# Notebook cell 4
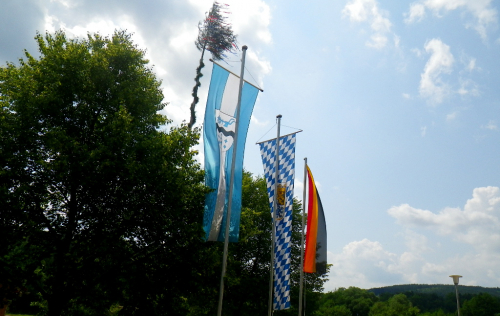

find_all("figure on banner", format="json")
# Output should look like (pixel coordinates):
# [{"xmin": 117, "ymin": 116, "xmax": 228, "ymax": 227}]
[{"xmin": 209, "ymin": 109, "xmax": 237, "ymax": 240}]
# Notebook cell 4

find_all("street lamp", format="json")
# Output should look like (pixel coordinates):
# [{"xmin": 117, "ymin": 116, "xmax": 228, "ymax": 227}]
[{"xmin": 449, "ymin": 275, "xmax": 462, "ymax": 316}]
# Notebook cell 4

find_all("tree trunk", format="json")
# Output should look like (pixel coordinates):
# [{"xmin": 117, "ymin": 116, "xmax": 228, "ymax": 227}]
[{"xmin": 47, "ymin": 182, "xmax": 78, "ymax": 316}]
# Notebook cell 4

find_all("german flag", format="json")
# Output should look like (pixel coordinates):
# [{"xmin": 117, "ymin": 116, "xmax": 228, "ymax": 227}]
[{"xmin": 304, "ymin": 166, "xmax": 327, "ymax": 274}]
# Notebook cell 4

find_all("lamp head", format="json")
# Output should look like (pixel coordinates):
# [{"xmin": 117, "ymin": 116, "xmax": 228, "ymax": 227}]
[{"xmin": 449, "ymin": 275, "xmax": 462, "ymax": 285}]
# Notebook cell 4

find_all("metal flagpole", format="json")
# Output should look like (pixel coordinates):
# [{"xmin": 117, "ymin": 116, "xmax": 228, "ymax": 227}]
[
  {"xmin": 217, "ymin": 45, "xmax": 248, "ymax": 316},
  {"xmin": 298, "ymin": 158, "xmax": 307, "ymax": 316},
  {"xmin": 268, "ymin": 114, "xmax": 282, "ymax": 316}
]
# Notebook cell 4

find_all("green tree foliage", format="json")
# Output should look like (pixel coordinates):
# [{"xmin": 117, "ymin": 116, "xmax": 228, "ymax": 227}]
[
  {"xmin": 205, "ymin": 171, "xmax": 328, "ymax": 316},
  {"xmin": 188, "ymin": 1, "xmax": 238, "ymax": 129},
  {"xmin": 316, "ymin": 286, "xmax": 500, "ymax": 316},
  {"xmin": 461, "ymin": 293, "xmax": 500, "ymax": 316},
  {"xmin": 0, "ymin": 30, "xmax": 210, "ymax": 315},
  {"xmin": 419, "ymin": 309, "xmax": 453, "ymax": 316},
  {"xmin": 369, "ymin": 284, "xmax": 500, "ymax": 298},
  {"xmin": 316, "ymin": 303, "xmax": 353, "ymax": 316},
  {"xmin": 404, "ymin": 292, "xmax": 443, "ymax": 314},
  {"xmin": 369, "ymin": 293, "xmax": 420, "ymax": 316},
  {"xmin": 315, "ymin": 287, "xmax": 378, "ymax": 316}
]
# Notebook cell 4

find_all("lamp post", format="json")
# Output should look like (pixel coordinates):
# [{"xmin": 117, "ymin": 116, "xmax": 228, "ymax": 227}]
[{"xmin": 449, "ymin": 275, "xmax": 462, "ymax": 316}]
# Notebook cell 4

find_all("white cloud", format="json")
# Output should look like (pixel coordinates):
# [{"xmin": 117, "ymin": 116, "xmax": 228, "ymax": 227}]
[
  {"xmin": 446, "ymin": 111, "xmax": 457, "ymax": 121},
  {"xmin": 37, "ymin": 0, "xmax": 273, "ymax": 129},
  {"xmin": 421, "ymin": 126, "xmax": 427, "ymax": 137},
  {"xmin": 405, "ymin": 0, "xmax": 498, "ymax": 39},
  {"xmin": 405, "ymin": 3, "xmax": 426, "ymax": 23},
  {"xmin": 402, "ymin": 93, "xmax": 411, "ymax": 99},
  {"xmin": 250, "ymin": 115, "xmax": 268, "ymax": 127},
  {"xmin": 402, "ymin": 230, "xmax": 431, "ymax": 253},
  {"xmin": 419, "ymin": 39, "xmax": 454, "ymax": 104},
  {"xmin": 482, "ymin": 120, "xmax": 498, "ymax": 130},
  {"xmin": 327, "ymin": 239, "xmax": 400, "ymax": 289},
  {"xmin": 342, "ymin": 0, "xmax": 394, "ymax": 49},
  {"xmin": 388, "ymin": 186, "xmax": 500, "ymax": 252},
  {"xmin": 457, "ymin": 78, "xmax": 479, "ymax": 96},
  {"xmin": 49, "ymin": 0, "xmax": 74, "ymax": 9},
  {"xmin": 411, "ymin": 48, "xmax": 423, "ymax": 58},
  {"xmin": 366, "ymin": 34, "xmax": 388, "ymax": 49},
  {"xmin": 326, "ymin": 238, "xmax": 434, "ymax": 289},
  {"xmin": 393, "ymin": 35, "xmax": 401, "ymax": 49},
  {"xmin": 325, "ymin": 186, "xmax": 500, "ymax": 289},
  {"xmin": 343, "ymin": 0, "xmax": 372, "ymax": 21},
  {"xmin": 455, "ymin": 55, "xmax": 480, "ymax": 97},
  {"xmin": 466, "ymin": 57, "xmax": 477, "ymax": 72}
]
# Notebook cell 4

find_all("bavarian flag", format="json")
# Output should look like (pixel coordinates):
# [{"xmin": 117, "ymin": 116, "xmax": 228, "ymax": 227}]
[
  {"xmin": 202, "ymin": 63, "xmax": 259, "ymax": 242},
  {"xmin": 259, "ymin": 132, "xmax": 297, "ymax": 310},
  {"xmin": 304, "ymin": 165, "xmax": 327, "ymax": 274}
]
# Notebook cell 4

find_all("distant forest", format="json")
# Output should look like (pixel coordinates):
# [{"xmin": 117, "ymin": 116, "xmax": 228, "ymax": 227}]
[
  {"xmin": 314, "ymin": 284, "xmax": 500, "ymax": 315},
  {"xmin": 369, "ymin": 284, "xmax": 500, "ymax": 297}
]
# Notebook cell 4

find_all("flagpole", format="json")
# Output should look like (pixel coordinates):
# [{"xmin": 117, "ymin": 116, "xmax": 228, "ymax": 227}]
[
  {"xmin": 298, "ymin": 158, "xmax": 307, "ymax": 316},
  {"xmin": 217, "ymin": 45, "xmax": 248, "ymax": 316},
  {"xmin": 268, "ymin": 114, "xmax": 282, "ymax": 316}
]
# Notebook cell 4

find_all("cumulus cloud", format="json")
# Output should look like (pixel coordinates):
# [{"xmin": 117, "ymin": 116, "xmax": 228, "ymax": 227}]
[
  {"xmin": 327, "ymin": 239, "xmax": 400, "ymax": 289},
  {"xmin": 326, "ymin": 236, "xmax": 500, "ymax": 289},
  {"xmin": 419, "ymin": 39, "xmax": 454, "ymax": 104},
  {"xmin": 3, "ymin": 0, "xmax": 272, "ymax": 128},
  {"xmin": 405, "ymin": 3, "xmax": 426, "ymax": 23},
  {"xmin": 404, "ymin": 0, "xmax": 498, "ymax": 39},
  {"xmin": 0, "ymin": 0, "xmax": 45, "ymax": 63},
  {"xmin": 325, "ymin": 187, "xmax": 500, "ymax": 290},
  {"xmin": 326, "ymin": 238, "xmax": 431, "ymax": 290},
  {"xmin": 342, "ymin": 0, "xmax": 394, "ymax": 49},
  {"xmin": 388, "ymin": 186, "xmax": 500, "ymax": 252}
]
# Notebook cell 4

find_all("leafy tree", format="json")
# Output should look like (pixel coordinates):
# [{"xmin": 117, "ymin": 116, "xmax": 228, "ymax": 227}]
[
  {"xmin": 369, "ymin": 284, "xmax": 500, "ymax": 299},
  {"xmin": 315, "ymin": 302, "xmax": 353, "ymax": 316},
  {"xmin": 405, "ymin": 292, "xmax": 443, "ymax": 313},
  {"xmin": 461, "ymin": 293, "xmax": 500, "ymax": 316},
  {"xmin": 442, "ymin": 292, "xmax": 474, "ymax": 314},
  {"xmin": 207, "ymin": 171, "xmax": 328, "ymax": 316},
  {"xmin": 189, "ymin": 1, "xmax": 238, "ymax": 129},
  {"xmin": 369, "ymin": 294, "xmax": 419, "ymax": 316},
  {"xmin": 420, "ymin": 310, "xmax": 453, "ymax": 316},
  {"xmin": 0, "ymin": 30, "xmax": 210, "ymax": 315},
  {"xmin": 316, "ymin": 287, "xmax": 378, "ymax": 316}
]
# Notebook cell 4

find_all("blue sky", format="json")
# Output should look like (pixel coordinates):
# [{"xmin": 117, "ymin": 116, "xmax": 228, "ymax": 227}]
[{"xmin": 2, "ymin": 0, "xmax": 500, "ymax": 291}]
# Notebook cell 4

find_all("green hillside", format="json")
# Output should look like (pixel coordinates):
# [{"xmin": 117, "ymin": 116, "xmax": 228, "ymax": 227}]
[{"xmin": 369, "ymin": 284, "xmax": 500, "ymax": 297}]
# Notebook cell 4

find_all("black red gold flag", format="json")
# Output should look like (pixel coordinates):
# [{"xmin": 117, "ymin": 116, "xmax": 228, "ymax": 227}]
[{"xmin": 304, "ymin": 166, "xmax": 327, "ymax": 274}]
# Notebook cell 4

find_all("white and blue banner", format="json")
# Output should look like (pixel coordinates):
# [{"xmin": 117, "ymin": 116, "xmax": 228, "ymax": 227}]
[
  {"xmin": 259, "ymin": 133, "xmax": 297, "ymax": 310},
  {"xmin": 203, "ymin": 63, "xmax": 259, "ymax": 242}
]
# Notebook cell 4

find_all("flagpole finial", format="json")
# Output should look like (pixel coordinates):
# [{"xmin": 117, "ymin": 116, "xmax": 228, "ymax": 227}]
[
  {"xmin": 277, "ymin": 114, "xmax": 282, "ymax": 119},
  {"xmin": 242, "ymin": 45, "xmax": 248, "ymax": 50}
]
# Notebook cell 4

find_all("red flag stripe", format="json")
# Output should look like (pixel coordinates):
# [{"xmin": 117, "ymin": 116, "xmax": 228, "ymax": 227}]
[{"xmin": 304, "ymin": 166, "xmax": 319, "ymax": 273}]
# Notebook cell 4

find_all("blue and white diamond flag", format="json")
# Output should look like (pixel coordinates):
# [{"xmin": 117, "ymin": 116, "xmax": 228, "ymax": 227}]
[
  {"xmin": 203, "ymin": 63, "xmax": 259, "ymax": 242},
  {"xmin": 259, "ymin": 133, "xmax": 297, "ymax": 310}
]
